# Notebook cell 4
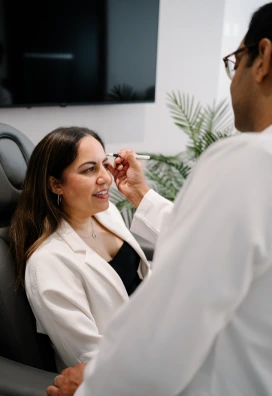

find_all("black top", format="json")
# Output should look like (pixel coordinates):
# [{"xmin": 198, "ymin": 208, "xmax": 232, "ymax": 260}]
[{"xmin": 108, "ymin": 241, "xmax": 142, "ymax": 296}]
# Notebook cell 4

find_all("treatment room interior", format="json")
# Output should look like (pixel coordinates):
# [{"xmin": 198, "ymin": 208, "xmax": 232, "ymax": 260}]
[{"xmin": 0, "ymin": 0, "xmax": 268, "ymax": 395}]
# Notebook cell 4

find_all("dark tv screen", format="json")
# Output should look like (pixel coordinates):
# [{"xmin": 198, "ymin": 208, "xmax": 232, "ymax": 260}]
[{"xmin": 0, "ymin": 0, "xmax": 160, "ymax": 107}]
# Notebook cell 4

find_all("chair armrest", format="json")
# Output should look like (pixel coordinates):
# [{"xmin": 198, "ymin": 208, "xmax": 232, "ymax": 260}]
[{"xmin": 0, "ymin": 356, "xmax": 57, "ymax": 396}]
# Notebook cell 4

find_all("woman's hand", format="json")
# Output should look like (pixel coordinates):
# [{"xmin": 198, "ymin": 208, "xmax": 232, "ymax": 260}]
[{"xmin": 108, "ymin": 149, "xmax": 150, "ymax": 208}]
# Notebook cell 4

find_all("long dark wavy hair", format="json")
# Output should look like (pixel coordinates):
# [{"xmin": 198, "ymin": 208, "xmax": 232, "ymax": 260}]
[{"xmin": 9, "ymin": 126, "xmax": 105, "ymax": 288}]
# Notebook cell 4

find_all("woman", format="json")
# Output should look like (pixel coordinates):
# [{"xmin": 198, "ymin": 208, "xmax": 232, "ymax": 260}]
[{"xmin": 9, "ymin": 126, "xmax": 151, "ymax": 371}]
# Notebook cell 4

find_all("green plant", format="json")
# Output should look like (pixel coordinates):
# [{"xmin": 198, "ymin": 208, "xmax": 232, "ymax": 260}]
[{"xmin": 109, "ymin": 92, "xmax": 238, "ymax": 227}]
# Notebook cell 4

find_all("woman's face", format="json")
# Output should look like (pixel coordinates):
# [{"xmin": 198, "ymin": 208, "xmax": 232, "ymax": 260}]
[{"xmin": 59, "ymin": 136, "xmax": 112, "ymax": 218}]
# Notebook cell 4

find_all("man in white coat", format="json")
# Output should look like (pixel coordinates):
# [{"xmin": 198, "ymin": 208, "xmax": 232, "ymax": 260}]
[{"xmin": 47, "ymin": 3, "xmax": 272, "ymax": 395}]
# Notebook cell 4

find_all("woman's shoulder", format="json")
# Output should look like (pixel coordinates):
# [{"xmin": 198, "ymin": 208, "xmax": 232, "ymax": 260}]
[
  {"xmin": 26, "ymin": 230, "xmax": 72, "ymax": 267},
  {"xmin": 25, "ymin": 230, "xmax": 80, "ymax": 290}
]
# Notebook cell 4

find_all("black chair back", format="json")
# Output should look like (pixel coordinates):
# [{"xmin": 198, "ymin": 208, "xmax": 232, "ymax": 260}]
[{"xmin": 0, "ymin": 123, "xmax": 56, "ymax": 372}]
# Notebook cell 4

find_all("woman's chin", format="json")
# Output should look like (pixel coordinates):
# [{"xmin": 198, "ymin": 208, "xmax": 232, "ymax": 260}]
[{"xmin": 96, "ymin": 199, "xmax": 110, "ymax": 212}]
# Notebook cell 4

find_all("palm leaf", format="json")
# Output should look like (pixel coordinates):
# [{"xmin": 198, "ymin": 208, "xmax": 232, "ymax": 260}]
[
  {"xmin": 166, "ymin": 92, "xmax": 204, "ymax": 142},
  {"xmin": 167, "ymin": 92, "xmax": 236, "ymax": 160},
  {"xmin": 146, "ymin": 154, "xmax": 190, "ymax": 179},
  {"xmin": 145, "ymin": 170, "xmax": 179, "ymax": 201},
  {"xmin": 202, "ymin": 99, "xmax": 233, "ymax": 134}
]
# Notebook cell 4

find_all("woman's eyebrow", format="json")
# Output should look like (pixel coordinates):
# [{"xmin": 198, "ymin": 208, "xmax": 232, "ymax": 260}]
[
  {"xmin": 78, "ymin": 161, "xmax": 96, "ymax": 169},
  {"xmin": 78, "ymin": 157, "xmax": 108, "ymax": 169}
]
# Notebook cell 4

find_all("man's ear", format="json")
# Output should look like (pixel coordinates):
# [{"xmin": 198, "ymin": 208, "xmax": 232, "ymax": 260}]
[
  {"xmin": 255, "ymin": 38, "xmax": 272, "ymax": 83},
  {"xmin": 48, "ymin": 176, "xmax": 63, "ymax": 195}
]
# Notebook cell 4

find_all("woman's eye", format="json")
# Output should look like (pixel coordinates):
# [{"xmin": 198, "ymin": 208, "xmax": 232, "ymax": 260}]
[
  {"xmin": 84, "ymin": 167, "xmax": 95, "ymax": 173},
  {"xmin": 82, "ymin": 163, "xmax": 110, "ymax": 173}
]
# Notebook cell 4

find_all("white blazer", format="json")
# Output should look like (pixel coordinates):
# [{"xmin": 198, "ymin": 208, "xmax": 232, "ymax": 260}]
[{"xmin": 25, "ymin": 202, "xmax": 151, "ymax": 369}]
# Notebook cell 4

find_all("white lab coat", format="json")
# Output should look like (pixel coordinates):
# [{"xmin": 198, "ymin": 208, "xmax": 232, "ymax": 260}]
[
  {"xmin": 76, "ymin": 125, "xmax": 272, "ymax": 396},
  {"xmin": 25, "ymin": 200, "xmax": 169, "ymax": 370}
]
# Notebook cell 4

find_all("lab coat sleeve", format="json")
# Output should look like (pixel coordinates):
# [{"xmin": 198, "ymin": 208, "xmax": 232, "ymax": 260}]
[
  {"xmin": 130, "ymin": 189, "xmax": 173, "ymax": 244},
  {"xmin": 75, "ymin": 137, "xmax": 272, "ymax": 395},
  {"xmin": 25, "ymin": 252, "xmax": 102, "ymax": 368}
]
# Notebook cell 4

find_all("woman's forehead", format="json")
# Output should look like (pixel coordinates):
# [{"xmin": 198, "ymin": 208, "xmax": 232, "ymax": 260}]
[
  {"xmin": 72, "ymin": 136, "xmax": 105, "ymax": 165},
  {"xmin": 77, "ymin": 136, "xmax": 103, "ymax": 154}
]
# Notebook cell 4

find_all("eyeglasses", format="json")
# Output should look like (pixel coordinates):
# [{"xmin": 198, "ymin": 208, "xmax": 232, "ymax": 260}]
[{"xmin": 223, "ymin": 43, "xmax": 258, "ymax": 80}]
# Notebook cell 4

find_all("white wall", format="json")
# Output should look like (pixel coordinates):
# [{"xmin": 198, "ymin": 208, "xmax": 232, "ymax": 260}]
[{"xmin": 0, "ymin": 0, "xmax": 226, "ymax": 155}]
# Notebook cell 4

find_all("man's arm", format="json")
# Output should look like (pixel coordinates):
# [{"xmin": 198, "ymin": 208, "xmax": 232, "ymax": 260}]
[{"xmin": 130, "ymin": 189, "xmax": 173, "ymax": 244}]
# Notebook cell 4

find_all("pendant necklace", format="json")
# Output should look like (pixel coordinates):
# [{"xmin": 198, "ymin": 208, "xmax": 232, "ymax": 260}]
[{"xmin": 78, "ymin": 217, "xmax": 96, "ymax": 239}]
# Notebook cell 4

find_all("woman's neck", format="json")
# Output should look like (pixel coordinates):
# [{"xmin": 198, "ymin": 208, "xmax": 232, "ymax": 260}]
[{"xmin": 66, "ymin": 213, "xmax": 93, "ymax": 234}]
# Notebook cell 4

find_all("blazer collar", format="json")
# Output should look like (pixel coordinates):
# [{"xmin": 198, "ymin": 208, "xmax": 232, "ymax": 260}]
[
  {"xmin": 95, "ymin": 208, "xmax": 151, "ymax": 278},
  {"xmin": 55, "ymin": 208, "xmax": 150, "ymax": 301},
  {"xmin": 84, "ymin": 248, "xmax": 129, "ymax": 302},
  {"xmin": 56, "ymin": 219, "xmax": 85, "ymax": 253},
  {"xmin": 56, "ymin": 208, "xmax": 136, "ymax": 254},
  {"xmin": 56, "ymin": 219, "xmax": 129, "ymax": 302}
]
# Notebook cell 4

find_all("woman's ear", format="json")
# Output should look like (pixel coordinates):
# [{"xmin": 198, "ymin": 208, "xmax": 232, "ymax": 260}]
[{"xmin": 48, "ymin": 176, "xmax": 63, "ymax": 195}]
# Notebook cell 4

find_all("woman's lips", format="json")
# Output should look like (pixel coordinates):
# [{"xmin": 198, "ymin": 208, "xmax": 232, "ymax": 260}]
[{"xmin": 93, "ymin": 190, "xmax": 109, "ymax": 199}]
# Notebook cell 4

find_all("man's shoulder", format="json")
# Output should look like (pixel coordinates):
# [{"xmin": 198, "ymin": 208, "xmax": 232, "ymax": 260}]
[
  {"xmin": 185, "ymin": 128, "xmax": 272, "ymax": 188},
  {"xmin": 201, "ymin": 128, "xmax": 272, "ymax": 162}
]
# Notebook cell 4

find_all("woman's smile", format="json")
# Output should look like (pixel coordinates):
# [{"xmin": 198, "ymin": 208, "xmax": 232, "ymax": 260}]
[{"xmin": 93, "ymin": 189, "xmax": 109, "ymax": 199}]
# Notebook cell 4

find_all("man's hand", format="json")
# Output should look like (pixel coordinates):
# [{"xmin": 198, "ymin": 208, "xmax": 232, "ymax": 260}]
[
  {"xmin": 108, "ymin": 148, "xmax": 150, "ymax": 208},
  {"xmin": 46, "ymin": 363, "xmax": 86, "ymax": 396}
]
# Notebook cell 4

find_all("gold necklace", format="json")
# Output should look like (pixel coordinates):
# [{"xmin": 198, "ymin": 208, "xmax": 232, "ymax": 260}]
[{"xmin": 78, "ymin": 217, "xmax": 97, "ymax": 239}]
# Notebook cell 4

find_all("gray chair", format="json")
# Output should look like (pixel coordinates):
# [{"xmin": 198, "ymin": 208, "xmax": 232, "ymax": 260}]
[{"xmin": 0, "ymin": 123, "xmax": 57, "ymax": 396}]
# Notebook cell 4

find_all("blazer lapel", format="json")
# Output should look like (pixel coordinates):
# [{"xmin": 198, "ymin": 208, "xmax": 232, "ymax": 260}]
[
  {"xmin": 57, "ymin": 219, "xmax": 129, "ymax": 302},
  {"xmin": 94, "ymin": 209, "xmax": 133, "ymax": 245},
  {"xmin": 57, "ymin": 204, "xmax": 150, "ymax": 302},
  {"xmin": 95, "ymin": 207, "xmax": 151, "ymax": 278},
  {"xmin": 84, "ymin": 248, "xmax": 129, "ymax": 302}
]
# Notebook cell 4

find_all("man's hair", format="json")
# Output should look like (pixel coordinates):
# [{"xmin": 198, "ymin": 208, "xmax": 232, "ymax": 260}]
[{"xmin": 244, "ymin": 3, "xmax": 272, "ymax": 65}]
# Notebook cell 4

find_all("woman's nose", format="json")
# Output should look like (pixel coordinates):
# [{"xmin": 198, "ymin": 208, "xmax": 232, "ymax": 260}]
[{"xmin": 97, "ymin": 166, "xmax": 112, "ymax": 184}]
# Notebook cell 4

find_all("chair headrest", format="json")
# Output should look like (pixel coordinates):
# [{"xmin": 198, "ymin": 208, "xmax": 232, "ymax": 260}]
[{"xmin": 0, "ymin": 123, "xmax": 34, "ymax": 227}]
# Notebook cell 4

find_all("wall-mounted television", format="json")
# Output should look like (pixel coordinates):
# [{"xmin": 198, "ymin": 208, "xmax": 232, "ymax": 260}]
[{"xmin": 0, "ymin": 0, "xmax": 160, "ymax": 108}]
